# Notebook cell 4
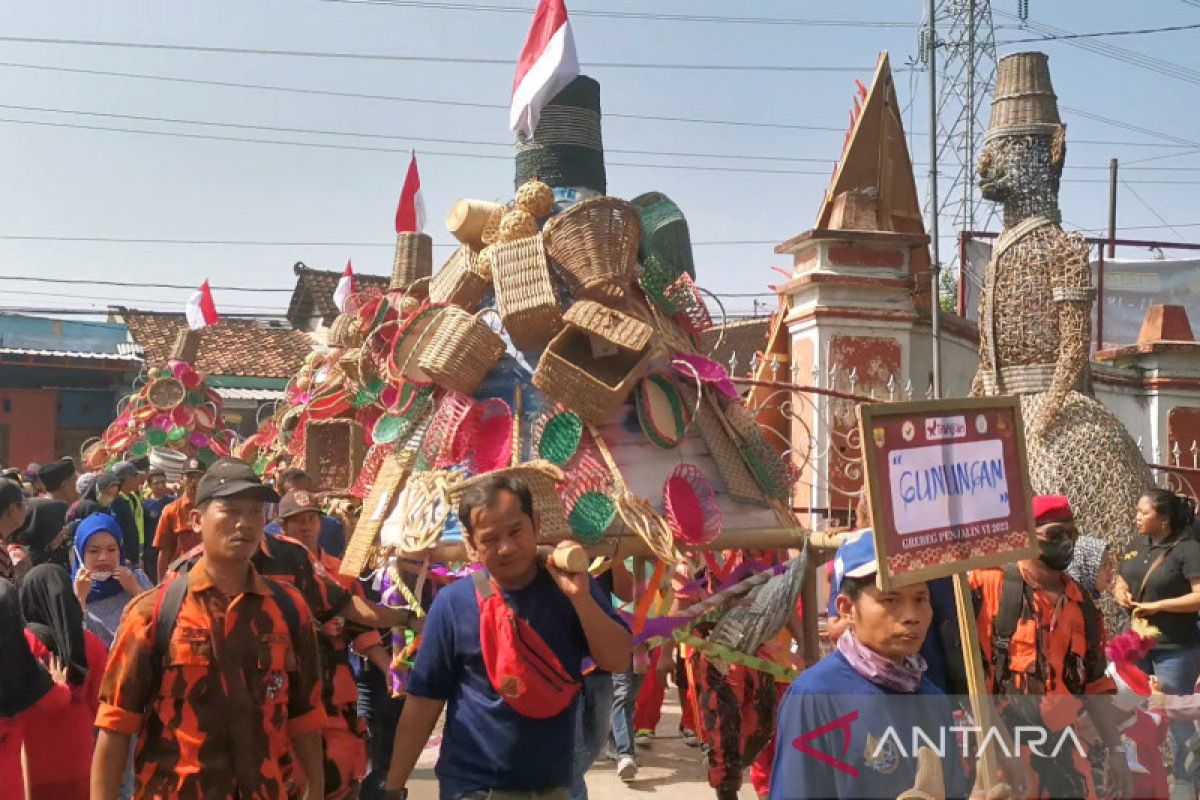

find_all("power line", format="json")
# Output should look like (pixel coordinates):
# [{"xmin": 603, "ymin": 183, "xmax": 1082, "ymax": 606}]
[
  {"xmin": 0, "ymin": 35, "xmax": 876, "ymax": 73},
  {"xmin": 319, "ymin": 1, "xmax": 914, "ymax": 28},
  {"xmin": 2, "ymin": 60, "xmax": 1194, "ymax": 148},
  {"xmin": 0, "ymin": 235, "xmax": 783, "ymax": 247},
  {"xmin": 7, "ymin": 114, "xmax": 1200, "ymax": 183},
  {"xmin": 5, "ymin": 103, "xmax": 1198, "ymax": 171},
  {"xmin": 1120, "ymin": 178, "xmax": 1189, "ymax": 241},
  {"xmin": 0, "ymin": 306, "xmax": 293, "ymax": 318},
  {"xmin": 1061, "ymin": 105, "xmax": 1200, "ymax": 148},
  {"xmin": 997, "ymin": 21, "xmax": 1200, "ymax": 45}
]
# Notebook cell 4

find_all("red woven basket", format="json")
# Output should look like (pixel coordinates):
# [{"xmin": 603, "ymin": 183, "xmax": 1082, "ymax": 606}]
[{"xmin": 663, "ymin": 463, "xmax": 722, "ymax": 546}]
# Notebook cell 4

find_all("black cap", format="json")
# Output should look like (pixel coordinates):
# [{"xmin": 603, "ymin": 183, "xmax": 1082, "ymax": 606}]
[
  {"xmin": 277, "ymin": 490, "xmax": 323, "ymax": 521},
  {"xmin": 93, "ymin": 471, "xmax": 121, "ymax": 495},
  {"xmin": 112, "ymin": 461, "xmax": 143, "ymax": 481},
  {"xmin": 182, "ymin": 457, "xmax": 205, "ymax": 476},
  {"xmin": 37, "ymin": 458, "xmax": 76, "ymax": 492},
  {"xmin": 195, "ymin": 458, "xmax": 280, "ymax": 505},
  {"xmin": 131, "ymin": 455, "xmax": 151, "ymax": 472}
]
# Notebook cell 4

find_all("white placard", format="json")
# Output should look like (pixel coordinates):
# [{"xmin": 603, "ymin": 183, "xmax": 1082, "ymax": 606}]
[{"xmin": 887, "ymin": 439, "xmax": 1011, "ymax": 535}]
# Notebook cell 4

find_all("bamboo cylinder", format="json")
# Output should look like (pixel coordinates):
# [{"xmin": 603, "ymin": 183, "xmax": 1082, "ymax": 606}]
[{"xmin": 446, "ymin": 199, "xmax": 506, "ymax": 249}]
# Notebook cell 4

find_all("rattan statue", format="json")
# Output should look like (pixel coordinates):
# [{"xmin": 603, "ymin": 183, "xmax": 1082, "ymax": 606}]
[{"xmin": 972, "ymin": 52, "xmax": 1151, "ymax": 546}]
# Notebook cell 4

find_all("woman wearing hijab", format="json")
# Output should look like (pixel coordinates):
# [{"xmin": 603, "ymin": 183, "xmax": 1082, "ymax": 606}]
[
  {"xmin": 19, "ymin": 563, "xmax": 109, "ymax": 799},
  {"xmin": 0, "ymin": 578, "xmax": 70, "ymax": 798},
  {"xmin": 72, "ymin": 512, "xmax": 152, "ymax": 647}
]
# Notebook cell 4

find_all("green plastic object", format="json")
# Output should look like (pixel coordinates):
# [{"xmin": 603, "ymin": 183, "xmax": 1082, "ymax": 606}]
[
  {"xmin": 166, "ymin": 426, "xmax": 188, "ymax": 442},
  {"xmin": 129, "ymin": 440, "xmax": 150, "ymax": 457},
  {"xmin": 538, "ymin": 411, "xmax": 583, "ymax": 466},
  {"xmin": 253, "ymin": 456, "xmax": 270, "ymax": 476},
  {"xmin": 568, "ymin": 492, "xmax": 616, "ymax": 545},
  {"xmin": 197, "ymin": 448, "xmax": 217, "ymax": 467},
  {"xmin": 146, "ymin": 428, "xmax": 168, "ymax": 447},
  {"xmin": 373, "ymin": 414, "xmax": 404, "ymax": 444}
]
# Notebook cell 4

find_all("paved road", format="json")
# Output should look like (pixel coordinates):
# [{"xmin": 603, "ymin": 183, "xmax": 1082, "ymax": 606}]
[{"xmin": 406, "ymin": 698, "xmax": 762, "ymax": 799}]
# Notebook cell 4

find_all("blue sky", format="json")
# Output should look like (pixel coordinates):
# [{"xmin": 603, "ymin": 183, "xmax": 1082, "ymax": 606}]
[{"xmin": 1, "ymin": 0, "xmax": 1197, "ymax": 319}]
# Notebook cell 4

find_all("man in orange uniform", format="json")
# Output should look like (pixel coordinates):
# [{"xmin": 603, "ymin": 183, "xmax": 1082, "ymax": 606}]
[
  {"xmin": 277, "ymin": 489, "xmax": 392, "ymax": 799},
  {"xmin": 972, "ymin": 494, "xmax": 1131, "ymax": 798},
  {"xmin": 91, "ymin": 458, "xmax": 326, "ymax": 799},
  {"xmin": 153, "ymin": 459, "xmax": 204, "ymax": 581}
]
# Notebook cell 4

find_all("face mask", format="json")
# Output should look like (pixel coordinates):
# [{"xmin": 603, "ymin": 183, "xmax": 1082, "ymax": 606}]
[
  {"xmin": 89, "ymin": 571, "xmax": 113, "ymax": 582},
  {"xmin": 1038, "ymin": 538, "xmax": 1075, "ymax": 572}
]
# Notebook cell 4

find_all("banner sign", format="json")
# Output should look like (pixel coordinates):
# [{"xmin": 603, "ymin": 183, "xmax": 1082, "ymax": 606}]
[{"xmin": 857, "ymin": 397, "xmax": 1037, "ymax": 589}]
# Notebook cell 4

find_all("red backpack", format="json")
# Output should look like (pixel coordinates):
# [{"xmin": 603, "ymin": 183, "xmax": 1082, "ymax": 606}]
[{"xmin": 472, "ymin": 570, "xmax": 580, "ymax": 719}]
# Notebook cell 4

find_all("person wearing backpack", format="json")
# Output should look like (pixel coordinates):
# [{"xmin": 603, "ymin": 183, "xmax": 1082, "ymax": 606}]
[
  {"xmin": 90, "ymin": 458, "xmax": 327, "ymax": 800},
  {"xmin": 383, "ymin": 474, "xmax": 632, "ymax": 800},
  {"xmin": 972, "ymin": 494, "xmax": 1131, "ymax": 799}
]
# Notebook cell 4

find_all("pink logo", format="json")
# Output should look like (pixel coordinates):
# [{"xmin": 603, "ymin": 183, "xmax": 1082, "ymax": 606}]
[{"xmin": 791, "ymin": 709, "xmax": 859, "ymax": 777}]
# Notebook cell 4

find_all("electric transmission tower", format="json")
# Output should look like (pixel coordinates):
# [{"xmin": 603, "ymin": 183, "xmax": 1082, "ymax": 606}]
[{"xmin": 920, "ymin": 0, "xmax": 1024, "ymax": 275}]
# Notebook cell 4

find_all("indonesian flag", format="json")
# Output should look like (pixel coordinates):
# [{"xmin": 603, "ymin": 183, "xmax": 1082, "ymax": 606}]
[
  {"xmin": 185, "ymin": 280, "xmax": 219, "ymax": 330},
  {"xmin": 394, "ymin": 151, "xmax": 426, "ymax": 234},
  {"xmin": 333, "ymin": 260, "xmax": 355, "ymax": 313},
  {"xmin": 510, "ymin": 0, "xmax": 579, "ymax": 137}
]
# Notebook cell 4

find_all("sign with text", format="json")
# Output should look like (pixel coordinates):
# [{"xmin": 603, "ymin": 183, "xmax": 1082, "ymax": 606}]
[{"xmin": 858, "ymin": 397, "xmax": 1037, "ymax": 589}]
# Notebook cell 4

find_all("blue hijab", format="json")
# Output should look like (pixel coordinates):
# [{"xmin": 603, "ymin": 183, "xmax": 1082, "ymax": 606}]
[{"xmin": 72, "ymin": 513, "xmax": 126, "ymax": 602}]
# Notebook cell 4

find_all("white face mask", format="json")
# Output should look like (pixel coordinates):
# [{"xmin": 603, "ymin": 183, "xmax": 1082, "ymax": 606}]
[{"xmin": 89, "ymin": 571, "xmax": 113, "ymax": 582}]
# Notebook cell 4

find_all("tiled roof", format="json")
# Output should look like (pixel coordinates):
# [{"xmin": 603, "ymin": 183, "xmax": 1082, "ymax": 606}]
[
  {"xmin": 121, "ymin": 311, "xmax": 315, "ymax": 378},
  {"xmin": 700, "ymin": 317, "xmax": 772, "ymax": 377},
  {"xmin": 287, "ymin": 262, "xmax": 390, "ymax": 326}
]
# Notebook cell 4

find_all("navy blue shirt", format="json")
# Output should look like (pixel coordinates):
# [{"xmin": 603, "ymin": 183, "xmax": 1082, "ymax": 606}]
[
  {"xmin": 265, "ymin": 515, "xmax": 346, "ymax": 558},
  {"xmin": 769, "ymin": 650, "xmax": 968, "ymax": 800},
  {"xmin": 408, "ymin": 568, "xmax": 627, "ymax": 799}
]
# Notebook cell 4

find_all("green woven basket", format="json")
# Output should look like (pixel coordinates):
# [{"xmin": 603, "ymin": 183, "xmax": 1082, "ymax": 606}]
[
  {"xmin": 568, "ymin": 491, "xmax": 616, "ymax": 545},
  {"xmin": 739, "ymin": 433, "xmax": 792, "ymax": 500},
  {"xmin": 632, "ymin": 192, "xmax": 695, "ymax": 280},
  {"xmin": 538, "ymin": 411, "xmax": 584, "ymax": 466},
  {"xmin": 637, "ymin": 256, "xmax": 688, "ymax": 315}
]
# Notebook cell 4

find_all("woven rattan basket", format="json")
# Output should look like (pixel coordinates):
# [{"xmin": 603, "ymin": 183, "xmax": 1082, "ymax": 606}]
[
  {"xmin": 681, "ymin": 387, "xmax": 766, "ymax": 506},
  {"xmin": 492, "ymin": 233, "xmax": 563, "ymax": 351},
  {"xmin": 328, "ymin": 313, "xmax": 365, "ymax": 349},
  {"xmin": 417, "ymin": 307, "xmax": 505, "ymax": 395},
  {"xmin": 390, "ymin": 232, "xmax": 433, "ymax": 290},
  {"xmin": 632, "ymin": 191, "xmax": 695, "ymax": 279},
  {"xmin": 542, "ymin": 196, "xmax": 641, "ymax": 299},
  {"xmin": 532, "ymin": 301, "xmax": 653, "ymax": 423},
  {"xmin": 988, "ymin": 51, "xmax": 1060, "ymax": 137},
  {"xmin": 446, "ymin": 199, "xmax": 506, "ymax": 249},
  {"xmin": 429, "ymin": 245, "xmax": 490, "ymax": 311}
]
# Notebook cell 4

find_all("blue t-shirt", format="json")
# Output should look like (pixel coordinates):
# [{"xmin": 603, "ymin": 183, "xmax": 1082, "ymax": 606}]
[
  {"xmin": 769, "ymin": 650, "xmax": 968, "ymax": 800},
  {"xmin": 408, "ymin": 568, "xmax": 627, "ymax": 799},
  {"xmin": 264, "ymin": 515, "xmax": 346, "ymax": 558}
]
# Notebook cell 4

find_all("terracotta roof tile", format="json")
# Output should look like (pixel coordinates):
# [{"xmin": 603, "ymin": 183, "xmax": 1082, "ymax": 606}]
[
  {"xmin": 122, "ymin": 311, "xmax": 314, "ymax": 378},
  {"xmin": 700, "ymin": 318, "xmax": 771, "ymax": 377},
  {"xmin": 287, "ymin": 263, "xmax": 390, "ymax": 326}
]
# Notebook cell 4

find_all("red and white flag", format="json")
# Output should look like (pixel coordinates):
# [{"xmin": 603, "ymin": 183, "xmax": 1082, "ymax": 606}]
[
  {"xmin": 394, "ymin": 151, "xmax": 426, "ymax": 234},
  {"xmin": 510, "ymin": 0, "xmax": 579, "ymax": 137},
  {"xmin": 333, "ymin": 260, "xmax": 356, "ymax": 313},
  {"xmin": 185, "ymin": 280, "xmax": 220, "ymax": 330}
]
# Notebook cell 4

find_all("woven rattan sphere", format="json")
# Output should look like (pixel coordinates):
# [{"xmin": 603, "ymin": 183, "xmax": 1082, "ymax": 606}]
[
  {"xmin": 480, "ymin": 205, "xmax": 505, "ymax": 245},
  {"xmin": 477, "ymin": 244, "xmax": 496, "ymax": 280},
  {"xmin": 498, "ymin": 209, "xmax": 538, "ymax": 243},
  {"xmin": 515, "ymin": 178, "xmax": 555, "ymax": 218},
  {"xmin": 400, "ymin": 296, "xmax": 420, "ymax": 315}
]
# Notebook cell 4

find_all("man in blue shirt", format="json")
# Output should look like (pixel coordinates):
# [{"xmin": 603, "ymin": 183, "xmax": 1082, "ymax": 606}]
[
  {"xmin": 383, "ymin": 474, "xmax": 631, "ymax": 800},
  {"xmin": 770, "ymin": 534, "xmax": 968, "ymax": 800}
]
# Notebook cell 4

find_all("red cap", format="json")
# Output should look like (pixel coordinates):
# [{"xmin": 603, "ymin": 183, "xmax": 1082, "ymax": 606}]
[{"xmin": 1033, "ymin": 494, "xmax": 1073, "ymax": 525}]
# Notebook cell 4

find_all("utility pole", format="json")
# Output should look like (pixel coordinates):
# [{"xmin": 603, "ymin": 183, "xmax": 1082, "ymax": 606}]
[
  {"xmin": 1107, "ymin": 158, "xmax": 1118, "ymax": 258},
  {"xmin": 927, "ymin": 0, "xmax": 942, "ymax": 400}
]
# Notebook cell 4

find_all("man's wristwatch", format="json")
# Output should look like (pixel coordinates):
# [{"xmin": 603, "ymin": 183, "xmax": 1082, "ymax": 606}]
[{"xmin": 383, "ymin": 789, "xmax": 408, "ymax": 800}]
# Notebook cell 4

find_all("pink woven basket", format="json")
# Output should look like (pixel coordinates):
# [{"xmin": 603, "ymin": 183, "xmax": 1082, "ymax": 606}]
[
  {"xmin": 450, "ymin": 398, "xmax": 513, "ymax": 474},
  {"xmin": 663, "ymin": 463, "xmax": 722, "ymax": 546}
]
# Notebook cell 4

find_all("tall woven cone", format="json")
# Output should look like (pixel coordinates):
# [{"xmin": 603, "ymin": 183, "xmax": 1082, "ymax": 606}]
[
  {"xmin": 169, "ymin": 328, "xmax": 201, "ymax": 363},
  {"xmin": 390, "ymin": 232, "xmax": 433, "ymax": 290},
  {"xmin": 987, "ymin": 51, "xmax": 1061, "ymax": 139},
  {"xmin": 445, "ymin": 199, "xmax": 505, "ymax": 249}
]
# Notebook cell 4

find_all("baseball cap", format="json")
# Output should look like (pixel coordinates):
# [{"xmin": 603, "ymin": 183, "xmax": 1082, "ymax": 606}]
[
  {"xmin": 195, "ymin": 458, "xmax": 280, "ymax": 505},
  {"xmin": 182, "ymin": 458, "xmax": 205, "ymax": 477},
  {"xmin": 76, "ymin": 471, "xmax": 98, "ymax": 498},
  {"xmin": 93, "ymin": 471, "xmax": 121, "ymax": 495},
  {"xmin": 828, "ymin": 529, "xmax": 878, "ymax": 616},
  {"xmin": 277, "ymin": 490, "xmax": 323, "ymax": 520},
  {"xmin": 111, "ymin": 461, "xmax": 143, "ymax": 481}
]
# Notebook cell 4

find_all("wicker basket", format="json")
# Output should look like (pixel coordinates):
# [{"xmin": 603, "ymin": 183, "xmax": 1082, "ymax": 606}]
[
  {"xmin": 169, "ymin": 329, "xmax": 201, "ymax": 363},
  {"xmin": 532, "ymin": 302, "xmax": 653, "ymax": 424},
  {"xmin": 147, "ymin": 377, "xmax": 187, "ymax": 410},
  {"xmin": 429, "ymin": 245, "xmax": 490, "ymax": 311},
  {"xmin": 492, "ymin": 233, "xmax": 563, "ymax": 351},
  {"xmin": 328, "ymin": 313, "xmax": 365, "ymax": 349},
  {"xmin": 682, "ymin": 387, "xmax": 766, "ymax": 506},
  {"xmin": 446, "ymin": 199, "xmax": 506, "ymax": 249},
  {"xmin": 632, "ymin": 191, "xmax": 695, "ymax": 279},
  {"xmin": 386, "ymin": 303, "xmax": 444, "ymax": 386},
  {"xmin": 390, "ymin": 232, "xmax": 433, "ymax": 290},
  {"xmin": 417, "ymin": 307, "xmax": 505, "ymax": 395},
  {"xmin": 542, "ymin": 196, "xmax": 641, "ymax": 299},
  {"xmin": 304, "ymin": 418, "xmax": 365, "ymax": 493}
]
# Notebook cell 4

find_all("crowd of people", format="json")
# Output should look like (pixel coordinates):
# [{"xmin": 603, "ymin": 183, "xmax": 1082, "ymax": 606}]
[{"xmin": 1, "ymin": 450, "xmax": 1200, "ymax": 800}]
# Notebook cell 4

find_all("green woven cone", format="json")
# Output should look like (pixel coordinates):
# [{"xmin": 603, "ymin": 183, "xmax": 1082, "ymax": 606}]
[
  {"xmin": 568, "ymin": 492, "xmax": 616, "ymax": 544},
  {"xmin": 632, "ymin": 192, "xmax": 695, "ymax": 280},
  {"xmin": 538, "ymin": 411, "xmax": 584, "ymax": 465}
]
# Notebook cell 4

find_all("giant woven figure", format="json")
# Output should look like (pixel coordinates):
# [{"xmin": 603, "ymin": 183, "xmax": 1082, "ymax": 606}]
[{"xmin": 971, "ymin": 52, "xmax": 1151, "ymax": 547}]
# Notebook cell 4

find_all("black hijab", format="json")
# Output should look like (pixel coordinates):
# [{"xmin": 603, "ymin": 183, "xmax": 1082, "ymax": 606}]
[
  {"xmin": 19, "ymin": 564, "xmax": 89, "ymax": 685},
  {"xmin": 0, "ymin": 578, "xmax": 54, "ymax": 716},
  {"xmin": 16, "ymin": 498, "xmax": 69, "ymax": 567}
]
